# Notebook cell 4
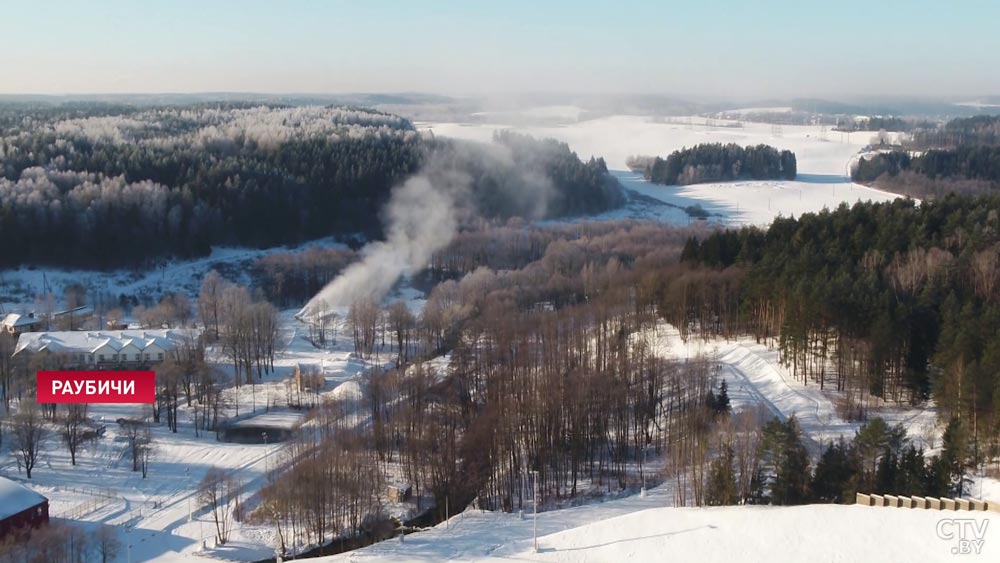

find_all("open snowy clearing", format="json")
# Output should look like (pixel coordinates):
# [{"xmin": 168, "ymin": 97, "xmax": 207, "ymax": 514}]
[
  {"xmin": 0, "ymin": 236, "xmax": 349, "ymax": 314},
  {"xmin": 420, "ymin": 114, "xmax": 902, "ymax": 226}
]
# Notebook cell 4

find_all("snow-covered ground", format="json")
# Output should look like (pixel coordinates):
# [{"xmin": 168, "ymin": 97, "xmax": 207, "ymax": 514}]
[
  {"xmin": 318, "ymin": 489, "xmax": 998, "ymax": 563},
  {"xmin": 1, "ymin": 302, "xmax": 422, "ymax": 562},
  {"xmin": 0, "ymin": 114, "xmax": 941, "ymax": 562},
  {"xmin": 308, "ymin": 322, "xmax": 988, "ymax": 563},
  {"xmin": 420, "ymin": 114, "xmax": 902, "ymax": 226},
  {"xmin": 0, "ymin": 300, "xmax": 974, "ymax": 563},
  {"xmin": 649, "ymin": 323, "xmax": 941, "ymax": 455}
]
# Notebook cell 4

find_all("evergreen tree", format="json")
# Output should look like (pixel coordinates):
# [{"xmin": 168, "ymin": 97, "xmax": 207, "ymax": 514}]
[
  {"xmin": 939, "ymin": 417, "xmax": 974, "ymax": 496},
  {"xmin": 761, "ymin": 416, "xmax": 811, "ymax": 505},
  {"xmin": 895, "ymin": 445, "xmax": 931, "ymax": 496},
  {"xmin": 714, "ymin": 380, "xmax": 731, "ymax": 415},
  {"xmin": 810, "ymin": 439, "xmax": 858, "ymax": 503},
  {"xmin": 706, "ymin": 444, "xmax": 738, "ymax": 505}
]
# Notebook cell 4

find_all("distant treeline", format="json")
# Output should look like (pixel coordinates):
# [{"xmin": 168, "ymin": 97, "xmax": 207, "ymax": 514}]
[
  {"xmin": 851, "ymin": 115, "xmax": 1000, "ymax": 198},
  {"xmin": 0, "ymin": 104, "xmax": 623, "ymax": 268},
  {"xmin": 909, "ymin": 114, "xmax": 1000, "ymax": 148},
  {"xmin": 854, "ymin": 146, "xmax": 1000, "ymax": 183},
  {"xmin": 641, "ymin": 143, "xmax": 796, "ymax": 186},
  {"xmin": 835, "ymin": 116, "xmax": 919, "ymax": 133}
]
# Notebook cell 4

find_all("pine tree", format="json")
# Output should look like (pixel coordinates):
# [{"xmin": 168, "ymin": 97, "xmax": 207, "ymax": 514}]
[
  {"xmin": 714, "ymin": 380, "xmax": 731, "ymax": 415},
  {"xmin": 762, "ymin": 416, "xmax": 811, "ymax": 505},
  {"xmin": 939, "ymin": 417, "xmax": 974, "ymax": 496},
  {"xmin": 706, "ymin": 444, "xmax": 738, "ymax": 505},
  {"xmin": 810, "ymin": 439, "xmax": 858, "ymax": 503}
]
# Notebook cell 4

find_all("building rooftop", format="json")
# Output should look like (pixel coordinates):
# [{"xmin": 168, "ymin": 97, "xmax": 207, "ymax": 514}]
[
  {"xmin": 13, "ymin": 329, "xmax": 199, "ymax": 356},
  {"xmin": 1, "ymin": 313, "xmax": 40, "ymax": 328},
  {"xmin": 0, "ymin": 476, "xmax": 47, "ymax": 520}
]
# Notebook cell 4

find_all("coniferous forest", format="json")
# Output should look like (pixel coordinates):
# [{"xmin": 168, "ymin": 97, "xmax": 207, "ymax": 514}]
[
  {"xmin": 671, "ymin": 195, "xmax": 1000, "ymax": 466},
  {"xmin": 643, "ymin": 143, "xmax": 796, "ymax": 185},
  {"xmin": 852, "ymin": 115, "xmax": 1000, "ymax": 198},
  {"xmin": 0, "ymin": 103, "xmax": 624, "ymax": 269}
]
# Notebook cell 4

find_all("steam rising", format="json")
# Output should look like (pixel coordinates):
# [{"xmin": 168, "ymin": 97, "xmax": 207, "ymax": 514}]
[
  {"xmin": 298, "ymin": 169, "xmax": 461, "ymax": 317},
  {"xmin": 299, "ymin": 140, "xmax": 555, "ymax": 317}
]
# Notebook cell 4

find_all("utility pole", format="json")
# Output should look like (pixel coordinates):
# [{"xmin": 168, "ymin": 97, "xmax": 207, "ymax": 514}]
[
  {"xmin": 641, "ymin": 448, "xmax": 647, "ymax": 498},
  {"xmin": 263, "ymin": 432, "xmax": 269, "ymax": 474},
  {"xmin": 532, "ymin": 470, "xmax": 539, "ymax": 552}
]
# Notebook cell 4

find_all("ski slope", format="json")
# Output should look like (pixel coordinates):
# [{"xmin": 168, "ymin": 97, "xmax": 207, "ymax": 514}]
[{"xmin": 649, "ymin": 324, "xmax": 941, "ymax": 454}]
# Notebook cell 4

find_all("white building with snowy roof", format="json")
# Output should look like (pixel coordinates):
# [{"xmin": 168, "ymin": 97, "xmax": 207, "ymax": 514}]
[{"xmin": 12, "ymin": 329, "xmax": 200, "ymax": 368}]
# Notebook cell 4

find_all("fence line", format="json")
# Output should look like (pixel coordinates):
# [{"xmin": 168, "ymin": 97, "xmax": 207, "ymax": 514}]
[{"xmin": 52, "ymin": 485, "xmax": 120, "ymax": 520}]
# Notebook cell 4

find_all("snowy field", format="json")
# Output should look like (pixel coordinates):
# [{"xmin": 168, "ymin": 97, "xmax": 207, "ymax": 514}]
[
  {"xmin": 320, "ymin": 500, "xmax": 998, "ymax": 563},
  {"xmin": 420, "ymin": 114, "xmax": 902, "ymax": 226}
]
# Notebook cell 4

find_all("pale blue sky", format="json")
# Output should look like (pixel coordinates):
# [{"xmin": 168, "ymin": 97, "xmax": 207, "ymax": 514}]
[{"xmin": 1, "ymin": 0, "xmax": 997, "ymax": 98}]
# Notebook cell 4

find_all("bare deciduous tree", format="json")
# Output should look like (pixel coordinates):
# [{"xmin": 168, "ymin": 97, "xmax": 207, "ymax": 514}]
[
  {"xmin": 60, "ymin": 403, "xmax": 94, "ymax": 466},
  {"xmin": 10, "ymin": 401, "xmax": 47, "ymax": 478},
  {"xmin": 200, "ymin": 467, "xmax": 242, "ymax": 545}
]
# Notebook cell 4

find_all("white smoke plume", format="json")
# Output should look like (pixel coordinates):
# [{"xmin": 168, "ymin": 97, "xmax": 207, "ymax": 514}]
[
  {"xmin": 298, "ymin": 139, "xmax": 554, "ymax": 318},
  {"xmin": 298, "ymin": 170, "xmax": 461, "ymax": 317}
]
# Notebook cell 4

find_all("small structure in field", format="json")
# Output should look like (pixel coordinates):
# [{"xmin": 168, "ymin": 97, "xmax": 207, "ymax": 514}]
[
  {"xmin": 387, "ymin": 484, "xmax": 413, "ymax": 503},
  {"xmin": 220, "ymin": 410, "xmax": 304, "ymax": 443}
]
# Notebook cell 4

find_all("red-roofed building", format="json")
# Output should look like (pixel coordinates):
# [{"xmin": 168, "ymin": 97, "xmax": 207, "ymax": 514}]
[{"xmin": 0, "ymin": 476, "xmax": 49, "ymax": 539}]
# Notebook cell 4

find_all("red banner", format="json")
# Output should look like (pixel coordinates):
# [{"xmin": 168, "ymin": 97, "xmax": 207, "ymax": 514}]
[{"xmin": 37, "ymin": 371, "xmax": 156, "ymax": 404}]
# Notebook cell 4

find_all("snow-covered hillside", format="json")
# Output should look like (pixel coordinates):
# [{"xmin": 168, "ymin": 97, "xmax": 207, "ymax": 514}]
[
  {"xmin": 318, "ymin": 491, "xmax": 999, "ymax": 563},
  {"xmin": 648, "ymin": 324, "xmax": 941, "ymax": 454}
]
